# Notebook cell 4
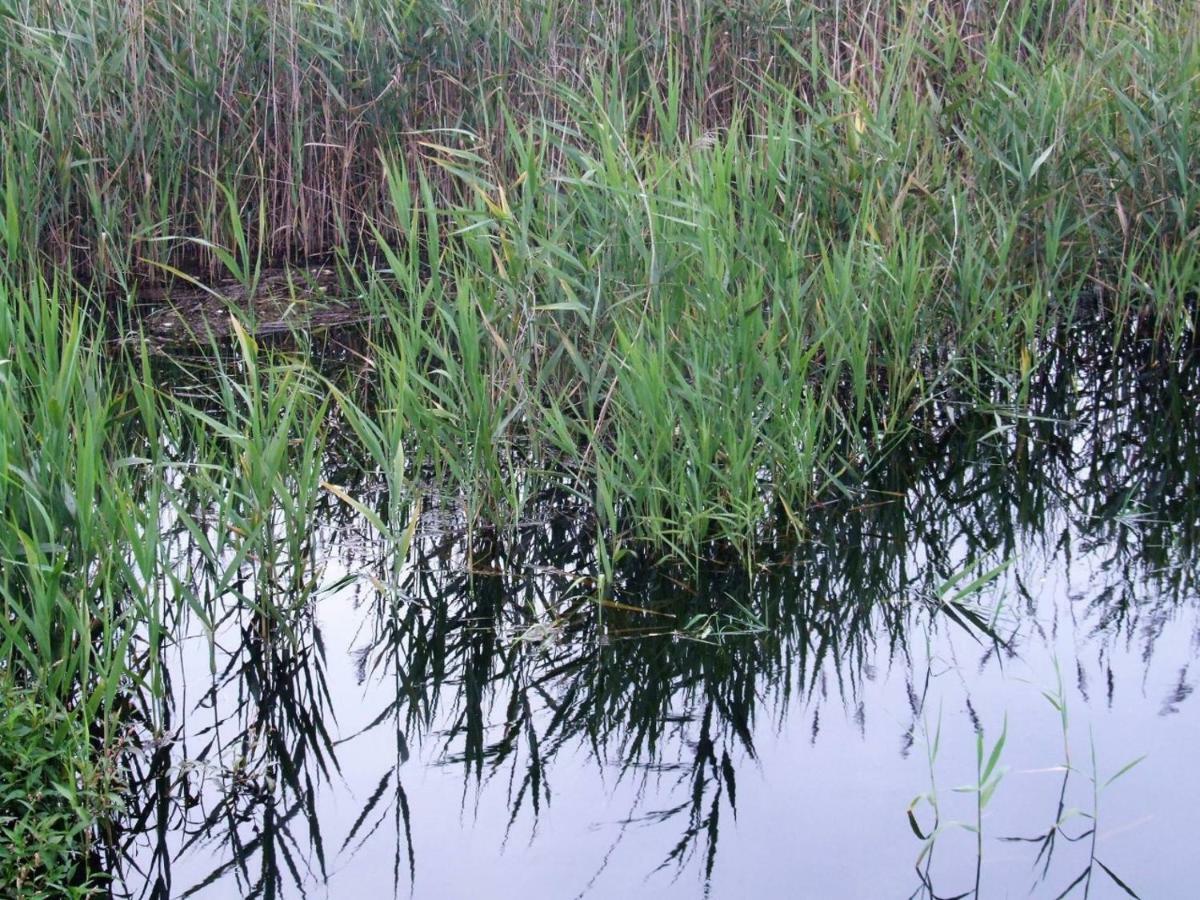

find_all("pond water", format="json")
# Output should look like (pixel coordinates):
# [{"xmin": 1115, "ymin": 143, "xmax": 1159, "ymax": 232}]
[{"xmin": 105, "ymin": 330, "xmax": 1199, "ymax": 899}]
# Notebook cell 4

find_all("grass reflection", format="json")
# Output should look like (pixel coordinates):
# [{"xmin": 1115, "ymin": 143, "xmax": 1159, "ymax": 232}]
[{"xmin": 99, "ymin": 327, "xmax": 1200, "ymax": 897}]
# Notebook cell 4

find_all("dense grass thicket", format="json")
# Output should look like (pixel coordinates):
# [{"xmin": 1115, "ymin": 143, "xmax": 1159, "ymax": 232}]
[{"xmin": 1, "ymin": 0, "xmax": 1199, "ymax": 892}]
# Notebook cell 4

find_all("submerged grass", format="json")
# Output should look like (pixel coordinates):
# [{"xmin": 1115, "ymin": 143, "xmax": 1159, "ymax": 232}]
[{"xmin": 0, "ymin": 0, "xmax": 1198, "ymax": 892}]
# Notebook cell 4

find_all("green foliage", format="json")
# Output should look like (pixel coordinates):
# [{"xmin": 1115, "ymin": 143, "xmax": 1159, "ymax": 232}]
[
  {"xmin": 0, "ymin": 680, "xmax": 116, "ymax": 898},
  {"xmin": 5, "ymin": 0, "xmax": 1197, "ymax": 561},
  {"xmin": 0, "ymin": 280, "xmax": 140, "ymax": 898},
  {"xmin": 0, "ymin": 0, "xmax": 1194, "ymax": 288}
]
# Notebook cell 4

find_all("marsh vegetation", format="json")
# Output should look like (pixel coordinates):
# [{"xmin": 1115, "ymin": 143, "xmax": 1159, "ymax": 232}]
[{"xmin": 1, "ymin": 1, "xmax": 1198, "ymax": 896}]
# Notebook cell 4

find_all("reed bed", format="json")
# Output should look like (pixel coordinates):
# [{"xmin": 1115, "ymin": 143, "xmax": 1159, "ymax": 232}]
[
  {"xmin": 0, "ymin": 1, "xmax": 1195, "ymax": 284},
  {"xmin": 1, "ymin": 0, "xmax": 1199, "ymax": 892}
]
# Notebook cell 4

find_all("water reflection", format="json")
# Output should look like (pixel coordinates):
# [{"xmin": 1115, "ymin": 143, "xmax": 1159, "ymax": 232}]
[{"xmin": 104, "ymin": 328, "xmax": 1199, "ymax": 899}]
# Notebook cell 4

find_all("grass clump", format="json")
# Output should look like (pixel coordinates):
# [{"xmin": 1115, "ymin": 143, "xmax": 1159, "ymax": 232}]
[
  {"xmin": 2, "ymin": 1, "xmax": 1198, "ymax": 558},
  {"xmin": 0, "ymin": 1, "xmax": 1194, "ymax": 288},
  {"xmin": 0, "ymin": 679, "xmax": 117, "ymax": 899},
  {"xmin": 0, "ymin": 278, "xmax": 150, "ymax": 895}
]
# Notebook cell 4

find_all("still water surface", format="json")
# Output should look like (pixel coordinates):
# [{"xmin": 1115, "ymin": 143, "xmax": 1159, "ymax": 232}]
[{"xmin": 109, "ymin": 334, "xmax": 1199, "ymax": 899}]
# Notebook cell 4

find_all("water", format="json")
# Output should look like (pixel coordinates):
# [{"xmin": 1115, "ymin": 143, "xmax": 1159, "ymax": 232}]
[{"xmin": 105, "ymin": 333, "xmax": 1199, "ymax": 899}]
